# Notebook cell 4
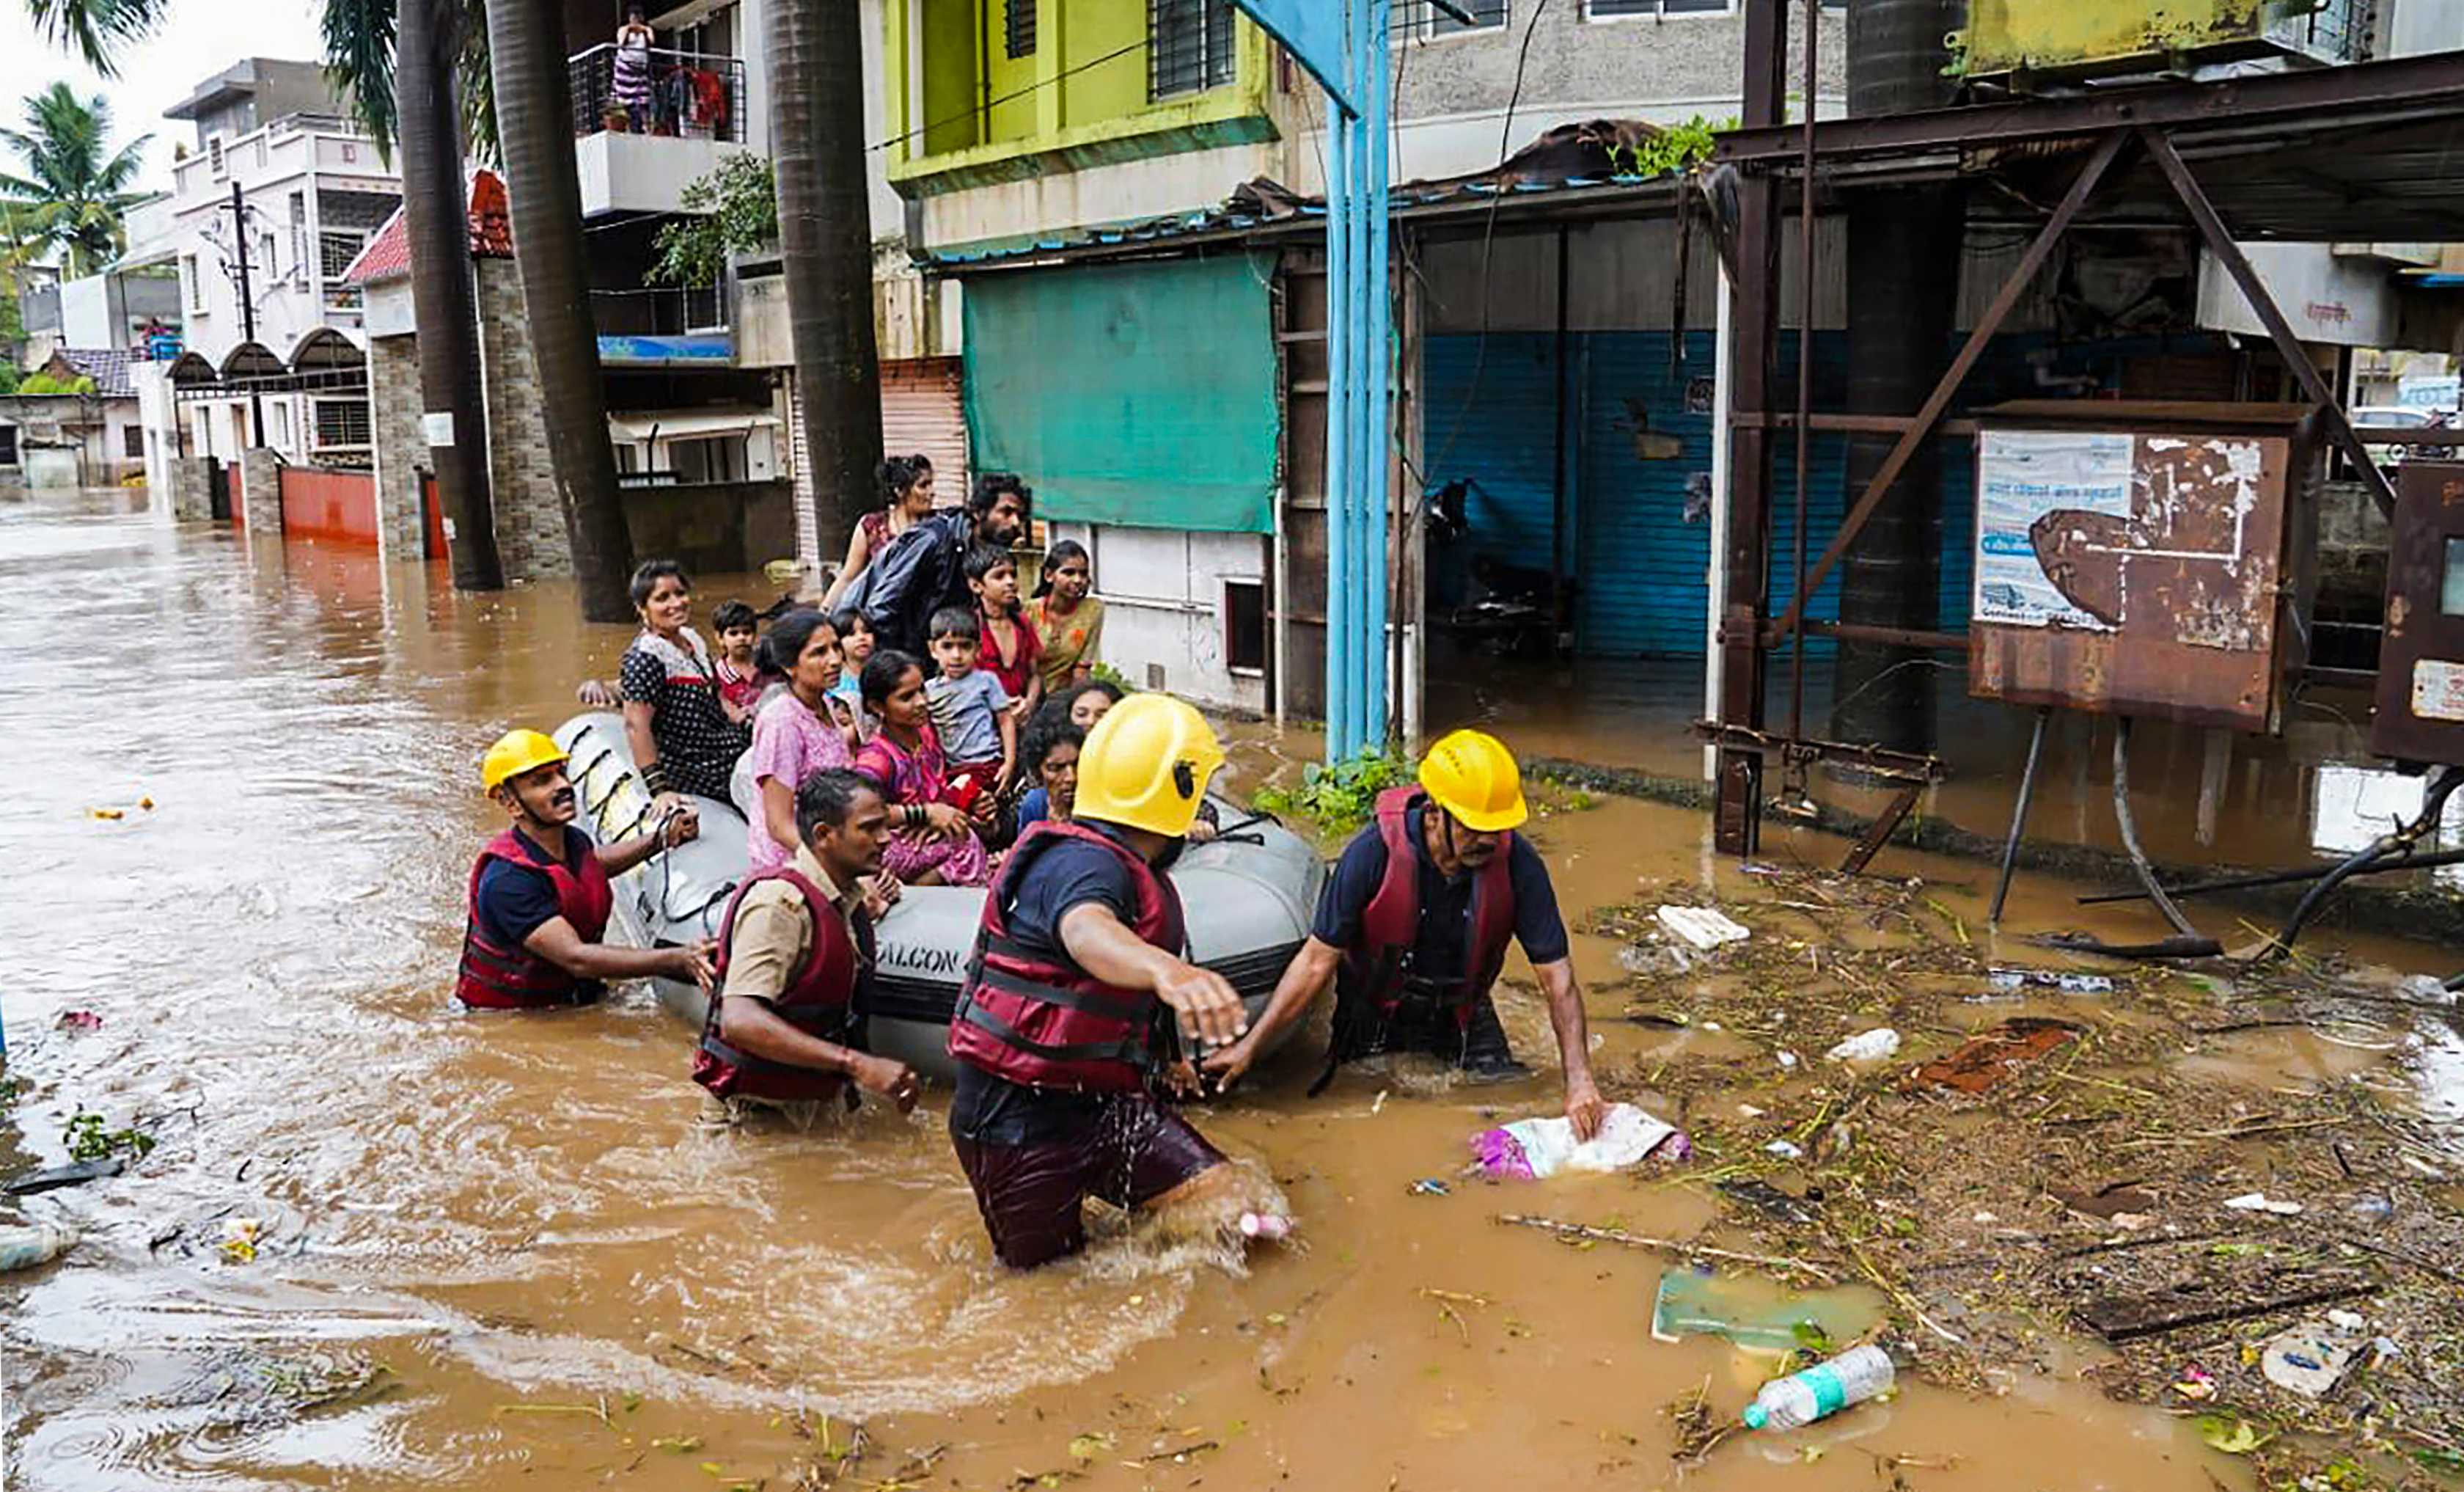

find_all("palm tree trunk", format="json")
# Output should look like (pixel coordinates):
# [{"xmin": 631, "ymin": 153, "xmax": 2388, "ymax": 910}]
[
  {"xmin": 400, "ymin": 0, "xmax": 504, "ymax": 590},
  {"xmin": 485, "ymin": 0, "xmax": 634, "ymax": 621},
  {"xmin": 769, "ymin": 0, "xmax": 881, "ymax": 564}
]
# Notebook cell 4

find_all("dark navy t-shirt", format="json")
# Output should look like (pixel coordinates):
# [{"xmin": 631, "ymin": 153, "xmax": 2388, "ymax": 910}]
[
  {"xmin": 1310, "ymin": 805, "xmax": 1569, "ymax": 983},
  {"xmin": 473, "ymin": 827, "xmax": 597, "ymax": 950},
  {"xmin": 951, "ymin": 826, "xmax": 1155, "ymax": 1144}
]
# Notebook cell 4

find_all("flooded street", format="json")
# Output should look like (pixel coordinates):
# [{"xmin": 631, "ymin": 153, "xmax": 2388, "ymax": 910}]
[{"xmin": 4, "ymin": 488, "xmax": 2459, "ymax": 1491}]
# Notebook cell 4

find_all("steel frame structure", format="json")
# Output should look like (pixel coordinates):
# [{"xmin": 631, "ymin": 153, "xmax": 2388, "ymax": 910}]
[{"xmin": 1704, "ymin": 0, "xmax": 2464, "ymax": 859}]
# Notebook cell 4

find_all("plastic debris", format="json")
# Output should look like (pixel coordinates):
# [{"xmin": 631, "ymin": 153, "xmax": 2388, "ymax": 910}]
[
  {"xmin": 3, "ymin": 1157, "xmax": 126, "ymax": 1196},
  {"xmin": 1764, "ymin": 1139, "xmax": 1805, "ymax": 1160},
  {"xmin": 1775, "ymin": 1050, "xmax": 1800, "ymax": 1070},
  {"xmin": 1470, "ymin": 1103, "xmax": 1689, "ymax": 1180},
  {"xmin": 2171, "ymin": 1365, "xmax": 2216, "ymax": 1402},
  {"xmin": 87, "ymin": 807, "xmax": 124, "ymax": 821},
  {"xmin": 1650, "ymin": 1266, "xmax": 1874, "ymax": 1350},
  {"xmin": 2259, "ymin": 1320, "xmax": 2364, "ymax": 1397},
  {"xmin": 1409, "ymin": 1178, "xmax": 1451, "ymax": 1197},
  {"xmin": 0, "ymin": 1222, "xmax": 76, "ymax": 1272},
  {"xmin": 219, "ymin": 1217, "xmax": 265, "ymax": 1265},
  {"xmin": 55, "ymin": 1011, "xmax": 102, "ymax": 1032},
  {"xmin": 1616, "ymin": 943, "xmax": 1693, "ymax": 978},
  {"xmin": 2223, "ymin": 1192, "xmax": 2303, "ymax": 1216},
  {"xmin": 2350, "ymin": 1194, "xmax": 2394, "ymax": 1224},
  {"xmin": 1987, "ymin": 968, "xmax": 2115, "ymax": 995},
  {"xmin": 2193, "ymin": 1414, "xmax": 2273, "ymax": 1455},
  {"xmin": 1825, "ymin": 1028, "xmax": 1901, "ymax": 1064},
  {"xmin": 1655, "ymin": 904, "xmax": 1750, "ymax": 951},
  {"xmin": 1741, "ymin": 1345, "xmax": 1895, "ymax": 1430},
  {"xmin": 1719, "ymin": 1178, "xmax": 1820, "ymax": 1226},
  {"xmin": 2325, "ymin": 1308, "xmax": 2366, "ymax": 1332},
  {"xmin": 2395, "ymin": 973, "xmax": 2457, "ymax": 1006}
]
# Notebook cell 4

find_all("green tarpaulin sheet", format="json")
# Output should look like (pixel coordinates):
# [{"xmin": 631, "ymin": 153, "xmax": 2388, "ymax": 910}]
[{"xmin": 963, "ymin": 254, "xmax": 1279, "ymax": 534}]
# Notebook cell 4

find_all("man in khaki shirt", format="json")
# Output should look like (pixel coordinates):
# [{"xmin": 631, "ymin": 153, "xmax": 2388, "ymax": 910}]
[{"xmin": 701, "ymin": 769, "xmax": 920, "ymax": 1127}]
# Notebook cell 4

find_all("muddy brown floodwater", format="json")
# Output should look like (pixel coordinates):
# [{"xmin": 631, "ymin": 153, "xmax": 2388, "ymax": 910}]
[{"xmin": 2, "ymin": 487, "xmax": 2457, "ymax": 1491}]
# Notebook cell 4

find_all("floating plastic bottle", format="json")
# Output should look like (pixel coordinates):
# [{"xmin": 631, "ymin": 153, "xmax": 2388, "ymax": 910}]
[
  {"xmin": 0, "ymin": 1221, "xmax": 76, "ymax": 1273},
  {"xmin": 1740, "ymin": 1345, "xmax": 1894, "ymax": 1430}
]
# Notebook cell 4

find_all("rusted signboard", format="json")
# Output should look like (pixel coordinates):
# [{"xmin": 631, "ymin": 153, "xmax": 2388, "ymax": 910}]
[
  {"xmin": 1968, "ymin": 401, "xmax": 2315, "ymax": 734},
  {"xmin": 2372, "ymin": 460, "xmax": 2464, "ymax": 765}
]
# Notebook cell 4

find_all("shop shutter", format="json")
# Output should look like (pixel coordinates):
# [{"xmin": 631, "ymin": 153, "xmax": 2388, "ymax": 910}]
[
  {"xmin": 881, "ymin": 356, "xmax": 969, "ymax": 507},
  {"xmin": 788, "ymin": 357, "xmax": 970, "ymax": 572}
]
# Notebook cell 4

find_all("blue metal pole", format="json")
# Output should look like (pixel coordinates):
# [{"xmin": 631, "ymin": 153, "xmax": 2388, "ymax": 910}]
[
  {"xmin": 1341, "ymin": 0, "xmax": 1371, "ymax": 759},
  {"xmin": 1322, "ymin": 27, "xmax": 1354, "ymax": 762},
  {"xmin": 1362, "ymin": 0, "xmax": 1393, "ymax": 750}
]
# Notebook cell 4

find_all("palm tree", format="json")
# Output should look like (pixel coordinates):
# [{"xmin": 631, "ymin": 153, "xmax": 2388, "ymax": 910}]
[
  {"xmin": 769, "ymin": 0, "xmax": 881, "ymax": 566},
  {"xmin": 0, "ymin": 84, "xmax": 151, "ymax": 277},
  {"xmin": 323, "ymin": 0, "xmax": 508, "ymax": 591},
  {"xmin": 23, "ymin": 0, "xmax": 164, "ymax": 76},
  {"xmin": 486, "ymin": 0, "xmax": 633, "ymax": 621}
]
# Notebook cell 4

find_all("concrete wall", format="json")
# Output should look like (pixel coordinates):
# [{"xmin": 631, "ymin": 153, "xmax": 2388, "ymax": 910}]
[
  {"xmin": 1381, "ymin": 5, "xmax": 1844, "ymax": 184},
  {"xmin": 622, "ymin": 478, "xmax": 796, "ymax": 575},
  {"xmin": 1053, "ymin": 521, "xmax": 1269, "ymax": 714}
]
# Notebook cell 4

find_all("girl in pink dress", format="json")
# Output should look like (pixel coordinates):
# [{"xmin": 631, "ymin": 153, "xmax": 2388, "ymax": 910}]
[{"xmin": 852, "ymin": 649, "xmax": 991, "ymax": 888}]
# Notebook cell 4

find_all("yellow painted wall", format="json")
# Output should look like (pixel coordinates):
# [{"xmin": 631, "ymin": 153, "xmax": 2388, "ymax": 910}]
[
  {"xmin": 885, "ymin": 0, "xmax": 1270, "ymax": 180},
  {"xmin": 1962, "ymin": 0, "xmax": 2278, "ymax": 72}
]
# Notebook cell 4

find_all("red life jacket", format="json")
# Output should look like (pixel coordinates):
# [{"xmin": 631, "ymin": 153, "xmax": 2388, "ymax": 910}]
[
  {"xmin": 1338, "ymin": 786, "xmax": 1517, "ymax": 1029},
  {"xmin": 693, "ymin": 867, "xmax": 872, "ymax": 1102},
  {"xmin": 947, "ymin": 820, "xmax": 1184, "ymax": 1094},
  {"xmin": 455, "ymin": 827, "xmax": 615, "ymax": 1009}
]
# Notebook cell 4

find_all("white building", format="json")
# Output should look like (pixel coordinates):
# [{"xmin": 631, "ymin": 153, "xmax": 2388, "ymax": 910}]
[{"xmin": 121, "ymin": 58, "xmax": 400, "ymax": 486}]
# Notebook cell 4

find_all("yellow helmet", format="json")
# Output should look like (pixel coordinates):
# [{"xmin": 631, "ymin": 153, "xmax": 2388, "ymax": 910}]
[
  {"xmin": 1418, "ymin": 728, "xmax": 1527, "ymax": 833},
  {"xmin": 1074, "ymin": 693, "xmax": 1226, "ymax": 838},
  {"xmin": 480, "ymin": 728, "xmax": 568, "ymax": 794}
]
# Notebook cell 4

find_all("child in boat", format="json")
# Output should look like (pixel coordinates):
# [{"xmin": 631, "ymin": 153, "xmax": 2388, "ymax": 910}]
[
  {"xmin": 829, "ymin": 607, "xmax": 876, "ymax": 739},
  {"xmin": 854, "ymin": 648, "xmax": 992, "ymax": 888},
  {"xmin": 1026, "ymin": 538, "xmax": 1104, "ymax": 696},
  {"xmin": 967, "ymin": 544, "xmax": 1042, "ymax": 723},
  {"xmin": 924, "ymin": 604, "xmax": 1015, "ymax": 810},
  {"xmin": 711, "ymin": 601, "xmax": 766, "ymax": 723}
]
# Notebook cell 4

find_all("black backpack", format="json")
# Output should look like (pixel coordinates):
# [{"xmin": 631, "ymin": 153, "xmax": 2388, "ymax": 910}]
[{"xmin": 847, "ymin": 511, "xmax": 967, "ymax": 655}]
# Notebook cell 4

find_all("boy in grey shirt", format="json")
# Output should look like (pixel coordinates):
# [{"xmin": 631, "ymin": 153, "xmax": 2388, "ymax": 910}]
[{"xmin": 925, "ymin": 605, "xmax": 1016, "ymax": 803}]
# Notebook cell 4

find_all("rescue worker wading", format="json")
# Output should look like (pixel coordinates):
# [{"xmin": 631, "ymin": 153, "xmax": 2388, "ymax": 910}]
[
  {"xmin": 945, "ymin": 694, "xmax": 1252, "ymax": 1268},
  {"xmin": 695, "ymin": 768, "xmax": 921, "ymax": 1125},
  {"xmin": 1203, "ymin": 729, "xmax": 1606, "ymax": 1141},
  {"xmin": 458, "ymin": 729, "xmax": 715, "ymax": 1009}
]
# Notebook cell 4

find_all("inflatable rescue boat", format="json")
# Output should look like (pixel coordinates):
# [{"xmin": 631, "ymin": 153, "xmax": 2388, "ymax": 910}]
[{"xmin": 552, "ymin": 712, "xmax": 1322, "ymax": 1083}]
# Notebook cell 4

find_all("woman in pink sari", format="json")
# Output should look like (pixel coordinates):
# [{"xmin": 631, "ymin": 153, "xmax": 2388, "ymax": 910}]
[{"xmin": 852, "ymin": 649, "xmax": 991, "ymax": 888}]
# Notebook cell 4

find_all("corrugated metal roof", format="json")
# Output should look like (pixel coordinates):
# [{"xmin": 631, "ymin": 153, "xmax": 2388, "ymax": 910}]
[{"xmin": 923, "ymin": 120, "xmax": 1686, "ymax": 272}]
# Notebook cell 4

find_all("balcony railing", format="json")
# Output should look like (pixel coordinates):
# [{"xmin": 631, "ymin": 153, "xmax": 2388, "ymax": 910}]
[
  {"xmin": 592, "ymin": 285, "xmax": 724, "ymax": 337},
  {"xmin": 568, "ymin": 45, "xmax": 746, "ymax": 144}
]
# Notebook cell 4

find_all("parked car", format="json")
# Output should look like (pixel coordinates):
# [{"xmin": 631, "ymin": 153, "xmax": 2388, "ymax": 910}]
[{"xmin": 2349, "ymin": 405, "xmax": 2457, "ymax": 471}]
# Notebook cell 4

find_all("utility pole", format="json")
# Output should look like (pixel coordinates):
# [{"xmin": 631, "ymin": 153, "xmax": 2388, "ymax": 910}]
[{"xmin": 224, "ymin": 181, "xmax": 265, "ymax": 447}]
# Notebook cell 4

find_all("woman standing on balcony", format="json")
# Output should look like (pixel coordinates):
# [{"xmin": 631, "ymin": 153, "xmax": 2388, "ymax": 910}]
[
  {"xmin": 614, "ymin": 7, "xmax": 656, "ymax": 133},
  {"xmin": 821, "ymin": 454, "xmax": 936, "ymax": 610}
]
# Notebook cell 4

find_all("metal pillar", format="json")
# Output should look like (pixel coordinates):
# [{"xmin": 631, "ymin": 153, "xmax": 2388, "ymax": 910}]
[
  {"xmin": 1324, "ymin": 57, "xmax": 1355, "ymax": 758},
  {"xmin": 1232, "ymin": 0, "xmax": 1392, "ymax": 762},
  {"xmin": 1714, "ymin": 0, "xmax": 1792, "ymax": 854},
  {"xmin": 1360, "ymin": 0, "xmax": 1393, "ymax": 751}
]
